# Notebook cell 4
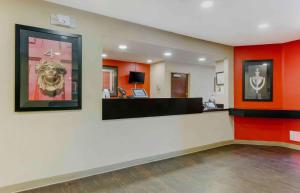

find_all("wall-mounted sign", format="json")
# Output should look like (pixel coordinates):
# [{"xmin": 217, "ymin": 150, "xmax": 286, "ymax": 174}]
[
  {"xmin": 173, "ymin": 73, "xmax": 183, "ymax": 78},
  {"xmin": 51, "ymin": 14, "xmax": 76, "ymax": 28}
]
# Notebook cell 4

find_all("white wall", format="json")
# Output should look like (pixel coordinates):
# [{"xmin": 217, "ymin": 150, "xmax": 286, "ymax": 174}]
[
  {"xmin": 214, "ymin": 59, "xmax": 230, "ymax": 108},
  {"xmin": 216, "ymin": 61, "xmax": 225, "ymax": 73},
  {"xmin": 0, "ymin": 0, "xmax": 234, "ymax": 190},
  {"xmin": 215, "ymin": 60, "xmax": 226, "ymax": 105},
  {"xmin": 223, "ymin": 59, "xmax": 230, "ymax": 108},
  {"xmin": 150, "ymin": 62, "xmax": 167, "ymax": 98},
  {"xmin": 165, "ymin": 63, "xmax": 215, "ymax": 102},
  {"xmin": 151, "ymin": 62, "xmax": 216, "ymax": 101}
]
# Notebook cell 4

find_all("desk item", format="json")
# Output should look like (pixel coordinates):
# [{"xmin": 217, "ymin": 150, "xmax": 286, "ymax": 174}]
[
  {"xmin": 203, "ymin": 101, "xmax": 217, "ymax": 111},
  {"xmin": 207, "ymin": 102, "xmax": 216, "ymax": 109},
  {"xmin": 118, "ymin": 87, "xmax": 127, "ymax": 98},
  {"xmin": 209, "ymin": 94, "xmax": 216, "ymax": 103},
  {"xmin": 103, "ymin": 89, "xmax": 110, "ymax": 99},
  {"xmin": 132, "ymin": 88, "xmax": 148, "ymax": 98}
]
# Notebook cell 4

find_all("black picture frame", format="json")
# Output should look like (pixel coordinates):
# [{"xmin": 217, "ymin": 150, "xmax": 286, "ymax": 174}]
[
  {"xmin": 216, "ymin": 71, "xmax": 224, "ymax": 85},
  {"xmin": 15, "ymin": 24, "xmax": 82, "ymax": 111},
  {"xmin": 243, "ymin": 60, "xmax": 273, "ymax": 101},
  {"xmin": 102, "ymin": 65, "xmax": 118, "ymax": 97}
]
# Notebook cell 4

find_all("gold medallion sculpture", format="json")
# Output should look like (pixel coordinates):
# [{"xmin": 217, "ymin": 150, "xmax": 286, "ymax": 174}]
[{"xmin": 35, "ymin": 60, "xmax": 67, "ymax": 97}]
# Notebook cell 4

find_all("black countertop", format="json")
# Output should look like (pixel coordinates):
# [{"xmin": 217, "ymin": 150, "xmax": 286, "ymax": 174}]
[
  {"xmin": 229, "ymin": 108, "xmax": 300, "ymax": 119},
  {"xmin": 203, "ymin": 108, "xmax": 229, "ymax": 113}
]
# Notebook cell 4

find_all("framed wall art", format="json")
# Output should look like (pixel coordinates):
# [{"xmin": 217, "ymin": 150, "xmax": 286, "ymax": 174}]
[
  {"xmin": 15, "ymin": 24, "xmax": 82, "ymax": 111},
  {"xmin": 243, "ymin": 60, "xmax": 273, "ymax": 101},
  {"xmin": 216, "ymin": 71, "xmax": 224, "ymax": 85}
]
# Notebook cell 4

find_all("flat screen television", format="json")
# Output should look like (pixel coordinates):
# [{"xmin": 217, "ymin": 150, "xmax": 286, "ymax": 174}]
[{"xmin": 129, "ymin": 71, "xmax": 145, "ymax": 84}]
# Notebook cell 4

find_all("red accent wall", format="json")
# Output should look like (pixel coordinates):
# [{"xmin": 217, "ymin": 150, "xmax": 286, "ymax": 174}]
[
  {"xmin": 103, "ymin": 59, "xmax": 150, "ymax": 97},
  {"xmin": 234, "ymin": 44, "xmax": 283, "ymax": 110},
  {"xmin": 234, "ymin": 40, "xmax": 300, "ymax": 145},
  {"xmin": 282, "ymin": 40, "xmax": 300, "ymax": 110}
]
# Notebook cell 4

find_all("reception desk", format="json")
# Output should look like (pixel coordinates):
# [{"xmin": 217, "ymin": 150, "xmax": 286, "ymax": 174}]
[{"xmin": 102, "ymin": 98, "xmax": 203, "ymax": 120}]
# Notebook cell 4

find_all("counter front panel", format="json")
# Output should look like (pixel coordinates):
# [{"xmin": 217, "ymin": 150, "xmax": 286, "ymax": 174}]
[{"xmin": 102, "ymin": 98, "xmax": 203, "ymax": 120}]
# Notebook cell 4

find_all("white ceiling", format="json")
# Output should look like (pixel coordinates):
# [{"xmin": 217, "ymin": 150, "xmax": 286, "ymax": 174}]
[
  {"xmin": 101, "ymin": 38, "xmax": 220, "ymax": 66},
  {"xmin": 46, "ymin": 0, "xmax": 300, "ymax": 46}
]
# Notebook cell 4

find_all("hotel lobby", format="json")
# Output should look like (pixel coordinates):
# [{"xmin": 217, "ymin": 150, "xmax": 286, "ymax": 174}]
[{"xmin": 1, "ymin": 0, "xmax": 300, "ymax": 193}]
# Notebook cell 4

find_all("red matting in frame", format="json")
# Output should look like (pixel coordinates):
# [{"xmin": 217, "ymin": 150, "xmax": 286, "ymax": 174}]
[{"xmin": 28, "ymin": 37, "xmax": 72, "ymax": 101}]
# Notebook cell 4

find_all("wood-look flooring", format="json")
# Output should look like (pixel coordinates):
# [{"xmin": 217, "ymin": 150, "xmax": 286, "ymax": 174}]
[{"xmin": 21, "ymin": 145, "xmax": 300, "ymax": 193}]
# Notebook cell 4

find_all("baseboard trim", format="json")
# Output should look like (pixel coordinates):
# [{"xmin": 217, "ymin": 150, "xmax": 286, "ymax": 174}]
[
  {"xmin": 234, "ymin": 140, "xmax": 300, "ymax": 151},
  {"xmin": 1, "ymin": 140, "xmax": 233, "ymax": 193}
]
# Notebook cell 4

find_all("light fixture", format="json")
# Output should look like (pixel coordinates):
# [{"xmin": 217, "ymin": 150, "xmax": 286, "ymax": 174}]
[
  {"xmin": 198, "ymin": 57, "xmax": 206, "ymax": 62},
  {"xmin": 263, "ymin": 63, "xmax": 268, "ymax": 66},
  {"xmin": 164, "ymin": 52, "xmax": 172, "ymax": 57},
  {"xmin": 102, "ymin": 53, "xmax": 107, "ymax": 58},
  {"xmin": 54, "ymin": 52, "xmax": 61, "ymax": 56},
  {"xmin": 201, "ymin": 0, "xmax": 214, "ymax": 8},
  {"xmin": 118, "ymin": 44, "xmax": 128, "ymax": 50},
  {"xmin": 258, "ymin": 23, "xmax": 270, "ymax": 29},
  {"xmin": 147, "ymin": 59, "xmax": 153, "ymax": 63}
]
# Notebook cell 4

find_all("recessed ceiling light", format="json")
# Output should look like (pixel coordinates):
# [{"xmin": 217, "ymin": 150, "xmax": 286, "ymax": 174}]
[
  {"xmin": 258, "ymin": 23, "xmax": 270, "ymax": 29},
  {"xmin": 164, "ymin": 52, "xmax": 172, "ymax": 57},
  {"xmin": 102, "ymin": 53, "xmax": 107, "ymax": 58},
  {"xmin": 201, "ymin": 0, "xmax": 214, "ymax": 8},
  {"xmin": 198, "ymin": 57, "xmax": 206, "ymax": 62},
  {"xmin": 147, "ymin": 59, "xmax": 153, "ymax": 63},
  {"xmin": 118, "ymin": 44, "xmax": 128, "ymax": 50}
]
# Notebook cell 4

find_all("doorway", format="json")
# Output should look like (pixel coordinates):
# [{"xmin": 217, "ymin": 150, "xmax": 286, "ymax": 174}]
[{"xmin": 171, "ymin": 73, "xmax": 189, "ymax": 98}]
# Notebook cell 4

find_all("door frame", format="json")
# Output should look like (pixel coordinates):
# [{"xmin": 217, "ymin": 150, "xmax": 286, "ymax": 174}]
[{"xmin": 171, "ymin": 72, "xmax": 190, "ymax": 98}]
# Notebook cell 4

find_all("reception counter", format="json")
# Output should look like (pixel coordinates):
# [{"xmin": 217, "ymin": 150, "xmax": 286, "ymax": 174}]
[{"xmin": 102, "ymin": 98, "xmax": 204, "ymax": 120}]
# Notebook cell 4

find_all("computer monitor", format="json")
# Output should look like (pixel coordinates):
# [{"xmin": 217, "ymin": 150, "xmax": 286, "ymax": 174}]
[{"xmin": 131, "ymin": 88, "xmax": 148, "ymax": 98}]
